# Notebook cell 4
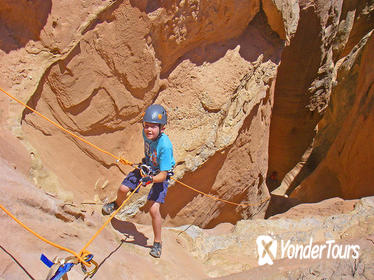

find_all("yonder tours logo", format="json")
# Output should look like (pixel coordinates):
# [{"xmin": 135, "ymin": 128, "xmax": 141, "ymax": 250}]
[
  {"xmin": 256, "ymin": 235, "xmax": 277, "ymax": 265},
  {"xmin": 256, "ymin": 235, "xmax": 360, "ymax": 266}
]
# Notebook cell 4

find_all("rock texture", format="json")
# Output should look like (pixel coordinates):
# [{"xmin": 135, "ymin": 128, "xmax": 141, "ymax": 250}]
[
  {"xmin": 1, "ymin": 0, "xmax": 285, "ymax": 227},
  {"xmin": 1, "ymin": 158, "xmax": 373, "ymax": 279},
  {"xmin": 180, "ymin": 197, "xmax": 374, "ymax": 278},
  {"xmin": 291, "ymin": 30, "xmax": 374, "ymax": 201},
  {"xmin": 2, "ymin": 0, "xmax": 374, "ymax": 279},
  {"xmin": 0, "ymin": 0, "xmax": 373, "ymax": 269},
  {"xmin": 0, "ymin": 0, "xmax": 52, "ymax": 53},
  {"xmin": 0, "ymin": 157, "xmax": 208, "ymax": 280},
  {"xmin": 267, "ymin": 0, "xmax": 374, "ymax": 201},
  {"xmin": 148, "ymin": 0, "xmax": 261, "ymax": 73}
]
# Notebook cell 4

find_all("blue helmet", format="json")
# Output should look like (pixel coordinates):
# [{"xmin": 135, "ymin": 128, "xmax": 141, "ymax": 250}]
[{"xmin": 143, "ymin": 104, "xmax": 167, "ymax": 125}]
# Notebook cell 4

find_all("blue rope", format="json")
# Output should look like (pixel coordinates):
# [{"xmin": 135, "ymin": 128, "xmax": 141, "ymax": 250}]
[
  {"xmin": 50, "ymin": 263, "xmax": 74, "ymax": 280},
  {"xmin": 41, "ymin": 254, "xmax": 75, "ymax": 280},
  {"xmin": 40, "ymin": 254, "xmax": 54, "ymax": 268}
]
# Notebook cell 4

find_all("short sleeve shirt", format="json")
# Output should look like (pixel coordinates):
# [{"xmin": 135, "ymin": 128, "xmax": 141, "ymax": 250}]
[{"xmin": 143, "ymin": 131, "xmax": 175, "ymax": 172}]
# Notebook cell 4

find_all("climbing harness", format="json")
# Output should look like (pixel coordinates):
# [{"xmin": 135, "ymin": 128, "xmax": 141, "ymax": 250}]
[
  {"xmin": 138, "ymin": 163, "xmax": 153, "ymax": 177},
  {"xmin": 0, "ymin": 86, "xmax": 271, "ymax": 278},
  {"xmin": 137, "ymin": 163, "xmax": 174, "ymax": 182}
]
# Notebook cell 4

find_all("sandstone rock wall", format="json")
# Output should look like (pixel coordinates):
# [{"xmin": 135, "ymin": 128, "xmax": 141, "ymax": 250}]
[
  {"xmin": 148, "ymin": 0, "xmax": 261, "ymax": 74},
  {"xmin": 0, "ymin": 0, "xmax": 373, "ymax": 230},
  {"xmin": 0, "ymin": 0, "xmax": 52, "ymax": 53},
  {"xmin": 291, "ymin": 30, "xmax": 374, "ymax": 201},
  {"xmin": 267, "ymin": 0, "xmax": 374, "ymax": 202},
  {"xmin": 1, "ymin": 0, "xmax": 282, "ymax": 227},
  {"xmin": 1, "ymin": 2, "xmax": 374, "ymax": 277},
  {"xmin": 1, "ymin": 150, "xmax": 372, "ymax": 279},
  {"xmin": 187, "ymin": 196, "xmax": 374, "ymax": 278}
]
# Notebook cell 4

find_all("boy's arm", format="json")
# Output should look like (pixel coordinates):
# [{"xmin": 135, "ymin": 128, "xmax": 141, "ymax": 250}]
[
  {"xmin": 152, "ymin": 171, "xmax": 167, "ymax": 183},
  {"xmin": 140, "ymin": 171, "xmax": 167, "ymax": 186}
]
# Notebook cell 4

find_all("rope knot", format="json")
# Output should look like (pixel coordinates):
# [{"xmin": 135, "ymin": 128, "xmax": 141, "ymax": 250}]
[{"xmin": 117, "ymin": 157, "xmax": 131, "ymax": 166}]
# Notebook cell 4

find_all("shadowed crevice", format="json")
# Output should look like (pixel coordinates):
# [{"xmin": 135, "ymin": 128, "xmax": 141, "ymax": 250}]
[
  {"xmin": 0, "ymin": 0, "xmax": 52, "ymax": 53},
  {"xmin": 267, "ymin": 5, "xmax": 324, "ymax": 189}
]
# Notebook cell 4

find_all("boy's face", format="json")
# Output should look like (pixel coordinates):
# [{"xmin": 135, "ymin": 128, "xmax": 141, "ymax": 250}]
[{"xmin": 143, "ymin": 122, "xmax": 160, "ymax": 141}]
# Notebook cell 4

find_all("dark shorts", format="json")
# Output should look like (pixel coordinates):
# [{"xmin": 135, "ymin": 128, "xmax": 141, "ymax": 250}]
[{"xmin": 121, "ymin": 169, "xmax": 169, "ymax": 204}]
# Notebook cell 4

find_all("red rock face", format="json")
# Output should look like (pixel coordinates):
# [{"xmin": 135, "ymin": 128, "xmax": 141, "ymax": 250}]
[
  {"xmin": 266, "ymin": 0, "xmax": 374, "ymax": 202},
  {"xmin": 149, "ymin": 0, "xmax": 260, "ymax": 73},
  {"xmin": 1, "ymin": 1, "xmax": 374, "ymax": 279},
  {"xmin": 268, "ymin": 3, "xmax": 324, "ymax": 185},
  {"xmin": 22, "ymin": 2, "xmax": 160, "ymax": 200},
  {"xmin": 291, "ymin": 31, "xmax": 374, "ymax": 201},
  {"xmin": 0, "ymin": 0, "xmax": 52, "ymax": 52},
  {"xmin": 14, "ymin": 1, "xmax": 282, "ymax": 227}
]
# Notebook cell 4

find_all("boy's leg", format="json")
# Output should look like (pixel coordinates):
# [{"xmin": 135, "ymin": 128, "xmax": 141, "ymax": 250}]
[
  {"xmin": 149, "ymin": 200, "xmax": 163, "ymax": 258},
  {"xmin": 149, "ymin": 201, "xmax": 162, "ymax": 242},
  {"xmin": 115, "ymin": 184, "xmax": 131, "ymax": 207},
  {"xmin": 102, "ymin": 184, "xmax": 131, "ymax": 215},
  {"xmin": 102, "ymin": 169, "xmax": 141, "ymax": 215},
  {"xmin": 147, "ymin": 181, "xmax": 168, "ymax": 258}
]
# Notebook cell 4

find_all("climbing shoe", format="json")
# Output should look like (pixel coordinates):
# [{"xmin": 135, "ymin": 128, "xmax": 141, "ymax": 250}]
[
  {"xmin": 102, "ymin": 201, "xmax": 118, "ymax": 215},
  {"xmin": 149, "ymin": 242, "xmax": 162, "ymax": 258}
]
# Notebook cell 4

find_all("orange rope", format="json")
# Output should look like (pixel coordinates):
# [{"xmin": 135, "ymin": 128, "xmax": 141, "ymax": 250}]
[
  {"xmin": 0, "ymin": 86, "xmax": 133, "ymax": 167},
  {"xmin": 79, "ymin": 182, "xmax": 142, "ymax": 255},
  {"xmin": 0, "ymin": 183, "xmax": 142, "ymax": 267},
  {"xmin": 170, "ymin": 177, "xmax": 270, "ymax": 207},
  {"xmin": 0, "ymin": 203, "xmax": 90, "ymax": 266},
  {"xmin": 0, "ymin": 86, "xmax": 271, "ymax": 261},
  {"xmin": 0, "ymin": 86, "xmax": 269, "ymax": 208}
]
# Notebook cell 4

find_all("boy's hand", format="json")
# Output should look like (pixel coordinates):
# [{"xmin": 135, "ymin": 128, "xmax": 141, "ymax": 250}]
[{"xmin": 140, "ymin": 176, "xmax": 153, "ymax": 186}]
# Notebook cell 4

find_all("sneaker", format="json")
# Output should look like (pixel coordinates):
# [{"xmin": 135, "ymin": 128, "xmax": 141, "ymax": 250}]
[
  {"xmin": 102, "ymin": 201, "xmax": 118, "ymax": 215},
  {"xmin": 149, "ymin": 242, "xmax": 162, "ymax": 258}
]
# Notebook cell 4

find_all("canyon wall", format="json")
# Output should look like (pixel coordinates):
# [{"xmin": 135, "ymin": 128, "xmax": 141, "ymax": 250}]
[{"xmin": 0, "ymin": 0, "xmax": 373, "ymax": 229}]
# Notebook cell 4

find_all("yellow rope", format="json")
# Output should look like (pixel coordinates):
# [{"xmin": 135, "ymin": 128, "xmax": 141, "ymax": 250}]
[{"xmin": 0, "ymin": 183, "xmax": 142, "ymax": 268}]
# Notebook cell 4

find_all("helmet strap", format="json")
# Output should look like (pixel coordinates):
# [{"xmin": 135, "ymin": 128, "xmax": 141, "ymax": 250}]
[{"xmin": 156, "ymin": 125, "xmax": 165, "ymax": 139}]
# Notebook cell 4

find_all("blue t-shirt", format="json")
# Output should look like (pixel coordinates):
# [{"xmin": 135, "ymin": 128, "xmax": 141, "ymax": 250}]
[{"xmin": 143, "ymin": 131, "xmax": 175, "ymax": 172}]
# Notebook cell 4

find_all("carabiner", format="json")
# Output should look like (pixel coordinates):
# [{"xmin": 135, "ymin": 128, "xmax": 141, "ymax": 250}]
[
  {"xmin": 81, "ymin": 254, "xmax": 98, "ymax": 278},
  {"xmin": 139, "ymin": 164, "xmax": 152, "ymax": 176}
]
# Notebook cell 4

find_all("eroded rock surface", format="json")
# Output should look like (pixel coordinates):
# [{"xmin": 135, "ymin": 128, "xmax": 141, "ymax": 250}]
[
  {"xmin": 1, "ymin": 158, "xmax": 373, "ymax": 280},
  {"xmin": 2, "ymin": 0, "xmax": 285, "ymax": 226},
  {"xmin": 267, "ymin": 0, "xmax": 374, "ymax": 202},
  {"xmin": 0, "ymin": 0, "xmax": 373, "ymax": 257},
  {"xmin": 291, "ymin": 30, "xmax": 374, "ymax": 201},
  {"xmin": 180, "ymin": 197, "xmax": 374, "ymax": 278}
]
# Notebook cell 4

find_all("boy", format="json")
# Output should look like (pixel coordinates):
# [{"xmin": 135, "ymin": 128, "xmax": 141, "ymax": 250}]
[{"xmin": 102, "ymin": 104, "xmax": 175, "ymax": 258}]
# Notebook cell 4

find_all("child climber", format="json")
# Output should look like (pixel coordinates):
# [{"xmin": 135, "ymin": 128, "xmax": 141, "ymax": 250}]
[{"xmin": 102, "ymin": 104, "xmax": 175, "ymax": 258}]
